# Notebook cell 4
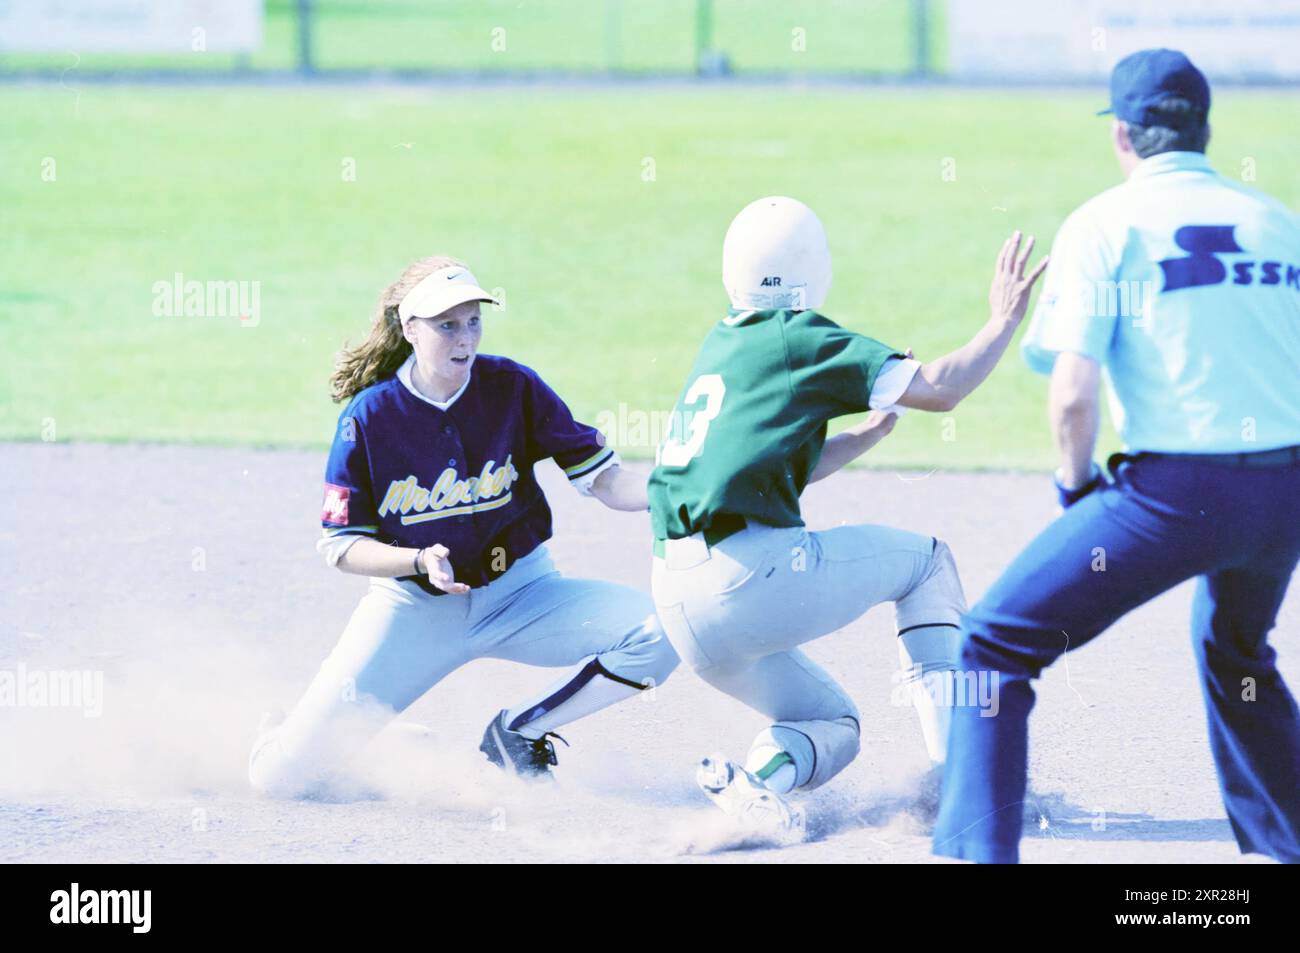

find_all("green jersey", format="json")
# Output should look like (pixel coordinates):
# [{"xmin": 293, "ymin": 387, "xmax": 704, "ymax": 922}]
[{"xmin": 649, "ymin": 308, "xmax": 902, "ymax": 542}]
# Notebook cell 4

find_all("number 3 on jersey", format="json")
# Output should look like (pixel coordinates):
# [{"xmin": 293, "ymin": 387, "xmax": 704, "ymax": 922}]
[{"xmin": 658, "ymin": 374, "xmax": 726, "ymax": 467}]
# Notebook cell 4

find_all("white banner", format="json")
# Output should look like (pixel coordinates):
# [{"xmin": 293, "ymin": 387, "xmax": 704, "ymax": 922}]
[
  {"xmin": 0, "ymin": 0, "xmax": 263, "ymax": 52},
  {"xmin": 948, "ymin": 0, "xmax": 1300, "ymax": 80}
]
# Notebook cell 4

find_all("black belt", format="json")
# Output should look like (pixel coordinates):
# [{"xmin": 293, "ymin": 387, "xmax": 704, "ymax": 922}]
[
  {"xmin": 653, "ymin": 513, "xmax": 749, "ymax": 558},
  {"xmin": 1112, "ymin": 445, "xmax": 1300, "ymax": 470}
]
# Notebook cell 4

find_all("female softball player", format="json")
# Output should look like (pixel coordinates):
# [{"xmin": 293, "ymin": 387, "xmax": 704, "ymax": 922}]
[
  {"xmin": 249, "ymin": 255, "xmax": 677, "ymax": 797},
  {"xmin": 648, "ymin": 197, "xmax": 1046, "ymax": 828}
]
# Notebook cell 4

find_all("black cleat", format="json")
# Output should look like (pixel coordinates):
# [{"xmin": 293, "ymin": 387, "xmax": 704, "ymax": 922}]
[{"xmin": 479, "ymin": 709, "xmax": 568, "ymax": 778}]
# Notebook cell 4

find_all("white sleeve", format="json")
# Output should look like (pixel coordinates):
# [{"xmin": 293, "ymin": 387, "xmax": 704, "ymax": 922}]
[
  {"xmin": 317, "ymin": 531, "xmax": 367, "ymax": 568},
  {"xmin": 869, "ymin": 357, "xmax": 921, "ymax": 411},
  {"xmin": 572, "ymin": 449, "xmax": 622, "ymax": 497},
  {"xmin": 1020, "ymin": 206, "xmax": 1118, "ymax": 375}
]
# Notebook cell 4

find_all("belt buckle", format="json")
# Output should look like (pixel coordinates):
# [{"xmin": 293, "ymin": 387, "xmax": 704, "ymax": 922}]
[{"xmin": 663, "ymin": 532, "xmax": 711, "ymax": 570}]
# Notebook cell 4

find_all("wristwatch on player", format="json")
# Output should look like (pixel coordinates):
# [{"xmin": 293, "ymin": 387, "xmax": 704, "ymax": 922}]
[{"xmin": 1054, "ymin": 462, "xmax": 1104, "ymax": 509}]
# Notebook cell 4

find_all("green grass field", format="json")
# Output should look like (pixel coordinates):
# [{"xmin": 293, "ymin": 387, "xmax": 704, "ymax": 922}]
[{"xmin": 3, "ymin": 84, "xmax": 1297, "ymax": 468}]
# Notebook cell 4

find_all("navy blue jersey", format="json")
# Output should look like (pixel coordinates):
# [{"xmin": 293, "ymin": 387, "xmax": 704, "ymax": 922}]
[{"xmin": 321, "ymin": 354, "xmax": 614, "ymax": 594}]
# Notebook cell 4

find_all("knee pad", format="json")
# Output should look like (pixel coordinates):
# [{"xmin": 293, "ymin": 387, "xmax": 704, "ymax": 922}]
[
  {"xmin": 896, "ymin": 538, "xmax": 968, "ymax": 636},
  {"xmin": 748, "ymin": 716, "xmax": 860, "ymax": 792}
]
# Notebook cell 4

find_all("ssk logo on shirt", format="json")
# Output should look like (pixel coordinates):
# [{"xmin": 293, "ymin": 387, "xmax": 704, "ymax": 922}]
[
  {"xmin": 50, "ymin": 883, "xmax": 151, "ymax": 933},
  {"xmin": 322, "ymin": 483, "xmax": 351, "ymax": 525},
  {"xmin": 1159, "ymin": 224, "xmax": 1300, "ymax": 293}
]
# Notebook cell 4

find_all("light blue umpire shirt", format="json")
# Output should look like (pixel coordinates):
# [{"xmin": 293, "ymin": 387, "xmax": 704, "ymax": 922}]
[{"xmin": 1021, "ymin": 150, "xmax": 1300, "ymax": 454}]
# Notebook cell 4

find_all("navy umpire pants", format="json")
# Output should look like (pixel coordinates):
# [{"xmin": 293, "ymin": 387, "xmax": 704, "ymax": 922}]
[{"xmin": 933, "ymin": 452, "xmax": 1300, "ymax": 863}]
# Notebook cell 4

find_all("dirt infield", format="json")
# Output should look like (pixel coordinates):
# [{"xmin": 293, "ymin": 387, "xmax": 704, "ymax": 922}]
[{"xmin": 1, "ymin": 442, "xmax": 1293, "ymax": 863}]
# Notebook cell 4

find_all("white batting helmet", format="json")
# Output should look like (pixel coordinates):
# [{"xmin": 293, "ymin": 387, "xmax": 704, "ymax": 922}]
[{"xmin": 722, "ymin": 196, "xmax": 831, "ymax": 311}]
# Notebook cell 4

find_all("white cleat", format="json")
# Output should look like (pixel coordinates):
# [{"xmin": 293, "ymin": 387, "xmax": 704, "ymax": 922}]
[{"xmin": 696, "ymin": 755, "xmax": 797, "ymax": 833}]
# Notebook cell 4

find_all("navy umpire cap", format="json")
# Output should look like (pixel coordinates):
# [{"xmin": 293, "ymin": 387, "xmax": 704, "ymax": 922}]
[{"xmin": 1099, "ymin": 48, "xmax": 1210, "ymax": 126}]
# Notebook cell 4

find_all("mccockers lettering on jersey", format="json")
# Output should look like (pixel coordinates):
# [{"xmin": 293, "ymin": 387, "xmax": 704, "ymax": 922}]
[
  {"xmin": 379, "ymin": 457, "xmax": 521, "ymax": 525},
  {"xmin": 319, "ymin": 354, "xmax": 614, "ymax": 592}
]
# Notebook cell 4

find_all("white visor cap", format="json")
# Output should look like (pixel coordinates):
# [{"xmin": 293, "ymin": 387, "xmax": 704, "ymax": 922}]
[
  {"xmin": 722, "ymin": 196, "xmax": 831, "ymax": 311},
  {"xmin": 397, "ymin": 265, "xmax": 497, "ymax": 322}
]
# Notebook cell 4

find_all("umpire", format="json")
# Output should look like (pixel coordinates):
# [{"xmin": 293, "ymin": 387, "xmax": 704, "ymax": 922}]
[{"xmin": 933, "ymin": 49, "xmax": 1300, "ymax": 863}]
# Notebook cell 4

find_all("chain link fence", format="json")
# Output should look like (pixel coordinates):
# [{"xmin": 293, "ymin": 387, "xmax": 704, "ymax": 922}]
[{"xmin": 0, "ymin": 0, "xmax": 940, "ymax": 80}]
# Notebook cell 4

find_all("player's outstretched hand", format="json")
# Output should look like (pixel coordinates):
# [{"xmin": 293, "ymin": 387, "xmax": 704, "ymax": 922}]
[
  {"xmin": 988, "ymin": 231, "xmax": 1049, "ymax": 326},
  {"xmin": 422, "ymin": 543, "xmax": 471, "ymax": 595}
]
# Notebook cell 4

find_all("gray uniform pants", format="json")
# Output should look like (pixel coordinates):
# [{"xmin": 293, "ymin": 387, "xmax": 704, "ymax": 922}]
[{"xmin": 652, "ymin": 522, "xmax": 964, "ymax": 789}]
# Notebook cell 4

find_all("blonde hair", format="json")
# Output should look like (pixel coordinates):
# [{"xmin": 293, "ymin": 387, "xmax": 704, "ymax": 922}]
[{"xmin": 330, "ymin": 255, "xmax": 466, "ymax": 403}]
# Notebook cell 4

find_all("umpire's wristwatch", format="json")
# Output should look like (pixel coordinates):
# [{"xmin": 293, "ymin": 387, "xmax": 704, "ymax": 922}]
[{"xmin": 1054, "ymin": 462, "xmax": 1104, "ymax": 509}]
